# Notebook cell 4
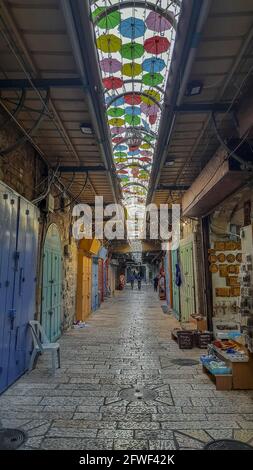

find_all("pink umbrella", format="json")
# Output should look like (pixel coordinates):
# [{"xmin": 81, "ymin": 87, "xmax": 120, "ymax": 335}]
[
  {"xmin": 140, "ymin": 150, "xmax": 153, "ymax": 157},
  {"xmin": 145, "ymin": 11, "xmax": 172, "ymax": 33},
  {"xmin": 100, "ymin": 58, "xmax": 122, "ymax": 73},
  {"xmin": 140, "ymin": 102, "xmax": 159, "ymax": 116},
  {"xmin": 110, "ymin": 127, "xmax": 126, "ymax": 135}
]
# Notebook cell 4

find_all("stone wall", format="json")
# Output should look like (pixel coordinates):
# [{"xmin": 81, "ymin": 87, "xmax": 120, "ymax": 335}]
[{"xmin": 0, "ymin": 115, "xmax": 78, "ymax": 333}]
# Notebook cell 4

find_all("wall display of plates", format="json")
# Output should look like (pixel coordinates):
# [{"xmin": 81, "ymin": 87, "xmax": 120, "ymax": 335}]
[
  {"xmin": 219, "ymin": 265, "xmax": 228, "ymax": 277},
  {"xmin": 236, "ymin": 253, "xmax": 242, "ymax": 263},
  {"xmin": 209, "ymin": 264, "xmax": 218, "ymax": 273},
  {"xmin": 226, "ymin": 254, "xmax": 236, "ymax": 263},
  {"xmin": 214, "ymin": 241, "xmax": 225, "ymax": 251},
  {"xmin": 217, "ymin": 253, "xmax": 226, "ymax": 263},
  {"xmin": 208, "ymin": 254, "xmax": 217, "ymax": 263}
]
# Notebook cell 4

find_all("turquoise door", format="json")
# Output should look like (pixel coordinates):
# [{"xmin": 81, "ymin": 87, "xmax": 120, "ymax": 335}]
[
  {"xmin": 180, "ymin": 242, "xmax": 195, "ymax": 322},
  {"xmin": 171, "ymin": 249, "xmax": 180, "ymax": 319},
  {"xmin": 41, "ymin": 224, "xmax": 62, "ymax": 342}
]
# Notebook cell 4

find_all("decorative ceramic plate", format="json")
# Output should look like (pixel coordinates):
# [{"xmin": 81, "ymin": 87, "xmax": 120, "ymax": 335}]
[
  {"xmin": 217, "ymin": 253, "xmax": 226, "ymax": 263},
  {"xmin": 226, "ymin": 254, "xmax": 235, "ymax": 263},
  {"xmin": 236, "ymin": 253, "xmax": 242, "ymax": 263},
  {"xmin": 209, "ymin": 264, "xmax": 218, "ymax": 273},
  {"xmin": 208, "ymin": 254, "xmax": 217, "ymax": 263}
]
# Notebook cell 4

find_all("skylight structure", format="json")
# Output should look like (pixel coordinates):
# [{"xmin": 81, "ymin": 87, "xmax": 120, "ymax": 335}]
[{"xmin": 90, "ymin": 0, "xmax": 181, "ymax": 239}]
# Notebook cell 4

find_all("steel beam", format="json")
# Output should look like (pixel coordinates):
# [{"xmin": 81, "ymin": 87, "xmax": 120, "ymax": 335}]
[
  {"xmin": 0, "ymin": 78, "xmax": 83, "ymax": 90},
  {"xmin": 174, "ymin": 103, "xmax": 234, "ymax": 113},
  {"xmin": 58, "ymin": 166, "xmax": 107, "ymax": 173},
  {"xmin": 157, "ymin": 184, "xmax": 190, "ymax": 191}
]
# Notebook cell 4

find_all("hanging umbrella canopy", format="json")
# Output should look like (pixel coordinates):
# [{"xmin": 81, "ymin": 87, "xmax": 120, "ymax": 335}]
[
  {"xmin": 142, "ymin": 57, "xmax": 166, "ymax": 73},
  {"xmin": 140, "ymin": 150, "xmax": 153, "ymax": 157},
  {"xmin": 142, "ymin": 119, "xmax": 151, "ymax": 131},
  {"xmin": 108, "ymin": 117, "xmax": 125, "ymax": 126},
  {"xmin": 132, "ymin": 168, "xmax": 139, "ymax": 177},
  {"xmin": 144, "ymin": 134, "xmax": 156, "ymax": 142},
  {"xmin": 122, "ymin": 62, "xmax": 142, "ymax": 77},
  {"xmin": 125, "ymin": 106, "xmax": 141, "ymax": 116},
  {"xmin": 140, "ymin": 143, "xmax": 151, "ymax": 149},
  {"xmin": 142, "ymin": 72, "xmax": 163, "ymax": 86},
  {"xmin": 114, "ymin": 157, "xmax": 127, "ymax": 163},
  {"xmin": 110, "ymin": 126, "xmax": 126, "ymax": 135},
  {"xmin": 97, "ymin": 34, "xmax": 122, "ymax": 53},
  {"xmin": 128, "ymin": 150, "xmax": 140, "ymax": 156},
  {"xmin": 141, "ymin": 90, "xmax": 161, "ymax": 105},
  {"xmin": 100, "ymin": 58, "xmax": 122, "ymax": 73},
  {"xmin": 114, "ymin": 151, "xmax": 127, "ymax": 157},
  {"xmin": 107, "ymin": 107, "xmax": 125, "ymax": 117},
  {"xmin": 140, "ymin": 156, "xmax": 152, "ymax": 163},
  {"xmin": 120, "ymin": 42, "xmax": 144, "ymax": 60},
  {"xmin": 117, "ymin": 169, "xmax": 128, "ymax": 174},
  {"xmin": 106, "ymin": 95, "xmax": 125, "ymax": 106},
  {"xmin": 144, "ymin": 36, "xmax": 170, "ymax": 54},
  {"xmin": 145, "ymin": 11, "xmax": 172, "ymax": 33},
  {"xmin": 140, "ymin": 102, "xmax": 160, "ymax": 116},
  {"xmin": 124, "ymin": 94, "xmax": 142, "ymax": 105},
  {"xmin": 125, "ymin": 114, "xmax": 141, "ymax": 126},
  {"xmin": 93, "ymin": 7, "xmax": 121, "ymax": 30},
  {"xmin": 103, "ymin": 77, "xmax": 123, "ymax": 90},
  {"xmin": 119, "ymin": 17, "xmax": 146, "ymax": 39},
  {"xmin": 129, "ymin": 144, "xmax": 140, "ymax": 152}
]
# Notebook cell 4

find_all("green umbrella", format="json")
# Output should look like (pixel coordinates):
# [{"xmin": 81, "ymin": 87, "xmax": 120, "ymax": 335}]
[
  {"xmin": 93, "ymin": 7, "xmax": 121, "ymax": 30},
  {"xmin": 114, "ymin": 152, "xmax": 127, "ymax": 157},
  {"xmin": 144, "ymin": 135, "xmax": 156, "ymax": 143},
  {"xmin": 120, "ymin": 42, "xmax": 144, "ymax": 60},
  {"xmin": 142, "ymin": 73, "xmax": 163, "ymax": 86},
  {"xmin": 125, "ymin": 114, "xmax": 141, "ymax": 126},
  {"xmin": 107, "ymin": 108, "xmax": 125, "ymax": 117}
]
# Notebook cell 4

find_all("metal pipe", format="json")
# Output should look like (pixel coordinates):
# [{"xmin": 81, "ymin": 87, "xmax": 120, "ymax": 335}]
[{"xmin": 61, "ymin": 0, "xmax": 119, "ymax": 203}]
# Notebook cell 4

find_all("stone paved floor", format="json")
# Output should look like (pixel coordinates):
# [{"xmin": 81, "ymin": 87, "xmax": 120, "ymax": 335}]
[{"xmin": 1, "ymin": 286, "xmax": 253, "ymax": 450}]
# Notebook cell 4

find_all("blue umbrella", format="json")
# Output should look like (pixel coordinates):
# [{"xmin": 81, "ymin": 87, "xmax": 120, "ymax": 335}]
[
  {"xmin": 105, "ymin": 95, "xmax": 125, "ymax": 106},
  {"xmin": 128, "ymin": 151, "xmax": 140, "ymax": 156},
  {"xmin": 142, "ymin": 119, "xmax": 151, "ymax": 131},
  {"xmin": 119, "ymin": 17, "xmax": 146, "ymax": 39},
  {"xmin": 142, "ymin": 57, "xmax": 166, "ymax": 73},
  {"xmin": 114, "ymin": 145, "xmax": 128, "ymax": 151},
  {"xmin": 125, "ymin": 106, "xmax": 141, "ymax": 116}
]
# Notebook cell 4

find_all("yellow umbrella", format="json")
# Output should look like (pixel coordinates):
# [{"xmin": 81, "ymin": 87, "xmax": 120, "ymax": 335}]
[
  {"xmin": 97, "ymin": 34, "xmax": 122, "ymax": 53},
  {"xmin": 122, "ymin": 62, "xmax": 142, "ymax": 77},
  {"xmin": 108, "ymin": 118, "xmax": 125, "ymax": 126},
  {"xmin": 140, "ymin": 143, "xmax": 151, "ymax": 149},
  {"xmin": 141, "ymin": 89, "xmax": 161, "ymax": 105}
]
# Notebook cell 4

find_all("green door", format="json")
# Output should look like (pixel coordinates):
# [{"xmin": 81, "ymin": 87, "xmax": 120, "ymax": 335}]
[
  {"xmin": 41, "ymin": 224, "xmax": 62, "ymax": 342},
  {"xmin": 171, "ymin": 250, "xmax": 180, "ymax": 319},
  {"xmin": 179, "ymin": 242, "xmax": 195, "ymax": 322}
]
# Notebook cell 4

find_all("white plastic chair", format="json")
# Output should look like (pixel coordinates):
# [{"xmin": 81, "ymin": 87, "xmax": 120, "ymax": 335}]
[{"xmin": 28, "ymin": 320, "xmax": 60, "ymax": 374}]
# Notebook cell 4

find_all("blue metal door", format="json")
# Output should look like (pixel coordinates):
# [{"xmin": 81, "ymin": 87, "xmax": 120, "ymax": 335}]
[
  {"xmin": 41, "ymin": 224, "xmax": 62, "ymax": 342},
  {"xmin": 0, "ymin": 182, "xmax": 39, "ymax": 394},
  {"xmin": 171, "ymin": 249, "xmax": 180, "ymax": 319},
  {"xmin": 92, "ymin": 257, "xmax": 99, "ymax": 311}
]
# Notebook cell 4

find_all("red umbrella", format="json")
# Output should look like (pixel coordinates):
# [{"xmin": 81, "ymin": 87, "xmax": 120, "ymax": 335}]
[
  {"xmin": 124, "ymin": 94, "xmax": 142, "ymax": 105},
  {"xmin": 129, "ymin": 145, "xmax": 139, "ymax": 152},
  {"xmin": 117, "ymin": 169, "xmax": 128, "ymax": 174},
  {"xmin": 103, "ymin": 77, "xmax": 123, "ymax": 90},
  {"xmin": 144, "ymin": 36, "xmax": 170, "ymax": 55},
  {"xmin": 140, "ymin": 157, "xmax": 152, "ymax": 163},
  {"xmin": 149, "ymin": 114, "xmax": 158, "ymax": 125},
  {"xmin": 112, "ymin": 137, "xmax": 124, "ymax": 144}
]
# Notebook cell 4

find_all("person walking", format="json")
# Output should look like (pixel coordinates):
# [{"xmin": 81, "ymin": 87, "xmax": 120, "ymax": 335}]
[
  {"xmin": 137, "ymin": 273, "xmax": 142, "ymax": 290},
  {"xmin": 130, "ymin": 272, "xmax": 135, "ymax": 290},
  {"xmin": 153, "ymin": 275, "xmax": 159, "ymax": 292}
]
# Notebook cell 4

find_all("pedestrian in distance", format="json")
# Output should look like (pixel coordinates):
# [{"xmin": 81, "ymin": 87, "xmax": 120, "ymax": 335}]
[
  {"xmin": 153, "ymin": 275, "xmax": 159, "ymax": 292},
  {"xmin": 137, "ymin": 273, "xmax": 142, "ymax": 290},
  {"xmin": 130, "ymin": 272, "xmax": 135, "ymax": 290}
]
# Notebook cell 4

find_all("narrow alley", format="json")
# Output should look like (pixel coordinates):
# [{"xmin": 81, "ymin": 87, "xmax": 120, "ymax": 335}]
[
  {"xmin": 1, "ymin": 286, "xmax": 253, "ymax": 450},
  {"xmin": 0, "ymin": 0, "xmax": 253, "ymax": 456}
]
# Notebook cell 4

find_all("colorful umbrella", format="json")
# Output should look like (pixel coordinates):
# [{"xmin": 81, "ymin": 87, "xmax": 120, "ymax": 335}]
[
  {"xmin": 129, "ymin": 145, "xmax": 140, "ymax": 152},
  {"xmin": 107, "ymin": 107, "xmax": 125, "ymax": 117},
  {"xmin": 125, "ymin": 114, "xmax": 141, "ymax": 126},
  {"xmin": 110, "ymin": 127, "xmax": 126, "ymax": 135},
  {"xmin": 114, "ymin": 152, "xmax": 127, "ymax": 157},
  {"xmin": 114, "ymin": 145, "xmax": 128, "ymax": 151},
  {"xmin": 114, "ymin": 157, "xmax": 127, "ymax": 163},
  {"xmin": 142, "ymin": 57, "xmax": 166, "ymax": 73},
  {"xmin": 142, "ymin": 73, "xmax": 163, "ymax": 86},
  {"xmin": 149, "ymin": 114, "xmax": 158, "ymax": 125},
  {"xmin": 119, "ymin": 17, "xmax": 146, "ymax": 39},
  {"xmin": 140, "ymin": 143, "xmax": 151, "ymax": 149},
  {"xmin": 96, "ymin": 10, "xmax": 121, "ymax": 30},
  {"xmin": 97, "ymin": 34, "xmax": 122, "ymax": 53},
  {"xmin": 100, "ymin": 58, "xmax": 122, "ymax": 73},
  {"xmin": 103, "ymin": 77, "xmax": 123, "ymax": 90},
  {"xmin": 132, "ymin": 168, "xmax": 139, "ymax": 177},
  {"xmin": 112, "ymin": 137, "xmax": 124, "ymax": 144},
  {"xmin": 140, "ymin": 150, "xmax": 153, "ymax": 157},
  {"xmin": 144, "ymin": 36, "xmax": 170, "ymax": 54},
  {"xmin": 108, "ymin": 118, "xmax": 125, "ymax": 126},
  {"xmin": 106, "ymin": 95, "xmax": 125, "ymax": 106},
  {"xmin": 144, "ymin": 134, "xmax": 156, "ymax": 142},
  {"xmin": 145, "ymin": 11, "xmax": 172, "ymax": 33},
  {"xmin": 120, "ymin": 42, "xmax": 144, "ymax": 60},
  {"xmin": 140, "ymin": 102, "xmax": 160, "ymax": 116},
  {"xmin": 117, "ymin": 169, "xmax": 128, "ymax": 174},
  {"xmin": 128, "ymin": 151, "xmax": 140, "ymax": 156},
  {"xmin": 141, "ymin": 90, "xmax": 161, "ymax": 105},
  {"xmin": 142, "ymin": 119, "xmax": 151, "ymax": 131},
  {"xmin": 125, "ymin": 106, "xmax": 141, "ymax": 116},
  {"xmin": 124, "ymin": 94, "xmax": 142, "ymax": 105},
  {"xmin": 122, "ymin": 62, "xmax": 142, "ymax": 77},
  {"xmin": 140, "ymin": 157, "xmax": 152, "ymax": 163}
]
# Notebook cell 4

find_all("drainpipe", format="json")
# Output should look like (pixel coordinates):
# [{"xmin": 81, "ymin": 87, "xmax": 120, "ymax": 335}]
[
  {"xmin": 61, "ymin": 0, "xmax": 119, "ymax": 204},
  {"xmin": 149, "ymin": 0, "xmax": 212, "ymax": 202}
]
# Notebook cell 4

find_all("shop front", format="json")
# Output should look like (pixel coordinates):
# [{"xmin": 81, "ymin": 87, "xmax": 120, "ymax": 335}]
[{"xmin": 76, "ymin": 239, "xmax": 100, "ymax": 321}]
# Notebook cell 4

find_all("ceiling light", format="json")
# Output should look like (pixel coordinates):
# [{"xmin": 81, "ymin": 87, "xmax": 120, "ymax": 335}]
[
  {"xmin": 185, "ymin": 80, "xmax": 203, "ymax": 97},
  {"xmin": 165, "ymin": 159, "xmax": 175, "ymax": 167},
  {"xmin": 80, "ymin": 123, "xmax": 93, "ymax": 135}
]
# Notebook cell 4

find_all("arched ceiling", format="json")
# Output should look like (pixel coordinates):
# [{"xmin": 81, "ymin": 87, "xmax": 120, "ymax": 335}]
[{"xmin": 90, "ymin": 0, "xmax": 181, "ymax": 237}]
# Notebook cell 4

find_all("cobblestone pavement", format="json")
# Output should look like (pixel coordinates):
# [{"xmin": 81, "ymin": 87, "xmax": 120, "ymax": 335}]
[{"xmin": 1, "ymin": 286, "xmax": 253, "ymax": 450}]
